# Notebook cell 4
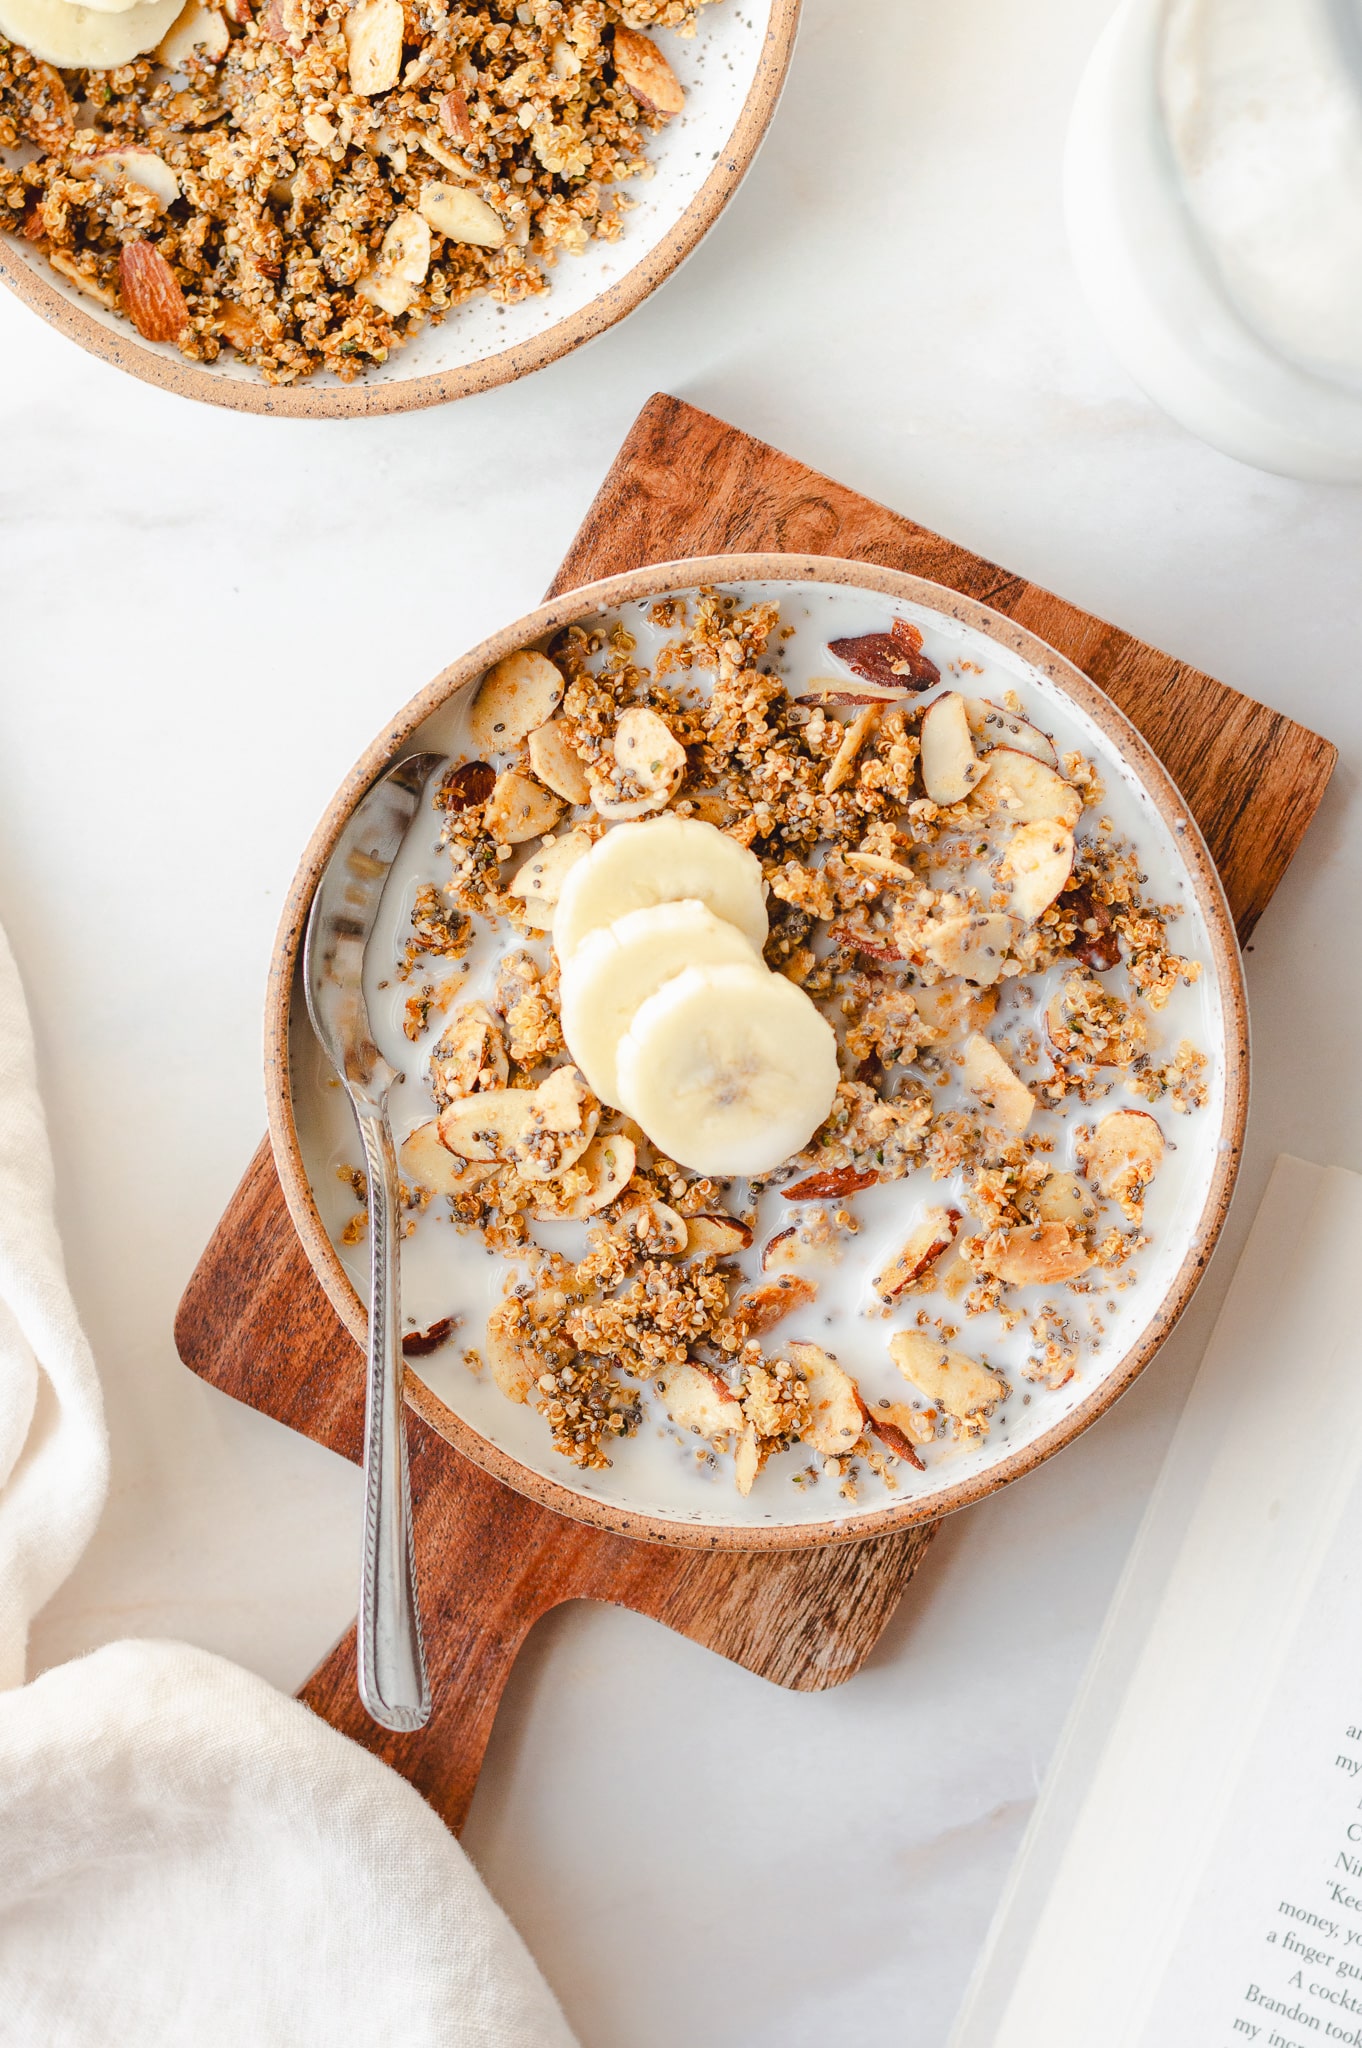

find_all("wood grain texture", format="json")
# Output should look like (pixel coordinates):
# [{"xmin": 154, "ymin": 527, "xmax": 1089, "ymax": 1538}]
[
  {"xmin": 552, "ymin": 396, "xmax": 1337, "ymax": 939},
  {"xmin": 176, "ymin": 393, "xmax": 1335, "ymax": 1834}
]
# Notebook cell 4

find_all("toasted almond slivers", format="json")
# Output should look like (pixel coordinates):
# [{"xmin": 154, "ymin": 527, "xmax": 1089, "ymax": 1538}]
[
  {"xmin": 508, "ymin": 828, "xmax": 592, "ymax": 927},
  {"xmin": 823, "ymin": 703, "xmax": 880, "ymax": 795},
  {"xmin": 419, "ymin": 181, "xmax": 506, "ymax": 247},
  {"xmin": 920, "ymin": 691, "xmax": 984, "ymax": 805},
  {"xmin": 974, "ymin": 748, "xmax": 1082, "ymax": 828},
  {"xmin": 786, "ymin": 1340, "xmax": 867, "ymax": 1456},
  {"xmin": 1080, "ymin": 1109, "xmax": 1165, "ymax": 1217},
  {"xmin": 589, "ymin": 707, "xmax": 686, "ymax": 819},
  {"xmin": 562, "ymin": 1133, "xmax": 635, "ymax": 1219},
  {"xmin": 345, "ymin": 0, "xmax": 403, "ymax": 94},
  {"xmin": 527, "ymin": 720, "xmax": 592, "ymax": 805},
  {"xmin": 48, "ymin": 251, "xmax": 116, "ymax": 308},
  {"xmin": 399, "ymin": 1119, "xmax": 496, "ymax": 1199},
  {"xmin": 922, "ymin": 911, "xmax": 1022, "ymax": 987},
  {"xmin": 483, "ymin": 769, "xmax": 565, "ymax": 845},
  {"xmin": 732, "ymin": 1276, "xmax": 817, "ymax": 1339},
  {"xmin": 999, "ymin": 819, "xmax": 1075, "ymax": 923},
  {"xmin": 990, "ymin": 1221, "xmax": 1094, "ymax": 1286},
  {"xmin": 659, "ymin": 1363, "xmax": 743, "ymax": 1440},
  {"xmin": 470, "ymin": 649, "xmax": 566, "ymax": 752},
  {"xmin": 890, "ymin": 1330, "xmax": 1003, "ymax": 1429},
  {"xmin": 87, "ymin": 147, "xmax": 179, "ymax": 210},
  {"xmin": 485, "ymin": 1301, "xmax": 535, "ymax": 1404},
  {"xmin": 156, "ymin": 3, "xmax": 229, "ymax": 67},
  {"xmin": 873, "ymin": 1205, "xmax": 961, "ymax": 1300},
  {"xmin": 961, "ymin": 1032, "xmax": 1035, "ymax": 1135},
  {"xmin": 684, "ymin": 1214, "xmax": 754, "ymax": 1259},
  {"xmin": 357, "ymin": 208, "xmax": 430, "ymax": 315}
]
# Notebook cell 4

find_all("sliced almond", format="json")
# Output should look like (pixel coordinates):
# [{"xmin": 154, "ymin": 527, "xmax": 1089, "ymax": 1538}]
[
  {"xmin": 867, "ymin": 1398, "xmax": 934, "ymax": 1466},
  {"xmin": 782, "ymin": 1166, "xmax": 878, "ymax": 1201},
  {"xmin": 357, "ymin": 209, "xmax": 430, "ymax": 316},
  {"xmin": 612, "ymin": 23, "xmax": 685, "ymax": 114},
  {"xmin": 527, "ymin": 720, "xmax": 591, "ymax": 805},
  {"xmin": 562, "ymin": 1132, "xmax": 635, "ymax": 1218},
  {"xmin": 156, "ymin": 3, "xmax": 229, "ymax": 65},
  {"xmin": 990, "ymin": 1221, "xmax": 1094, "ymax": 1286},
  {"xmin": 48, "ymin": 252, "xmax": 116, "ymax": 309},
  {"xmin": 1080, "ymin": 1109, "xmax": 1165, "ymax": 1216},
  {"xmin": 890, "ymin": 1330, "xmax": 1003, "ymax": 1429},
  {"xmin": 438, "ymin": 1067, "xmax": 599, "ymax": 1182},
  {"xmin": 797, "ymin": 679, "xmax": 907, "ymax": 705},
  {"xmin": 684, "ymin": 1213, "xmax": 753, "ymax": 1258},
  {"xmin": 617, "ymin": 1195, "xmax": 688, "ymax": 1255},
  {"xmin": 469, "ymin": 649, "xmax": 565, "ymax": 752},
  {"xmin": 975, "ymin": 748, "xmax": 1082, "ymax": 828},
  {"xmin": 961, "ymin": 1033, "xmax": 1035, "ymax": 1135},
  {"xmin": 921, "ymin": 910, "xmax": 1022, "ymax": 986},
  {"xmin": 1035, "ymin": 1171, "xmax": 1097, "ymax": 1226},
  {"xmin": 911, "ymin": 982, "xmax": 998, "ymax": 1038},
  {"xmin": 419, "ymin": 181, "xmax": 506, "ymax": 247},
  {"xmin": 822, "ymin": 703, "xmax": 880, "ymax": 795},
  {"xmin": 483, "ymin": 769, "xmax": 565, "ymax": 845},
  {"xmin": 429, "ymin": 1001, "xmax": 507, "ymax": 1106},
  {"xmin": 873, "ymin": 1205, "xmax": 961, "ymax": 1300},
  {"xmin": 303, "ymin": 110, "xmax": 337, "ymax": 147},
  {"xmin": 920, "ymin": 691, "xmax": 984, "ymax": 805},
  {"xmin": 761, "ymin": 1226, "xmax": 799, "ymax": 1270},
  {"xmin": 508, "ymin": 828, "xmax": 591, "ymax": 928},
  {"xmin": 999, "ymin": 819, "xmax": 1075, "ymax": 923},
  {"xmin": 734, "ymin": 1420, "xmax": 761, "ymax": 1496},
  {"xmin": 345, "ymin": 0, "xmax": 402, "ymax": 94},
  {"xmin": 659, "ymin": 1362, "xmax": 743, "ymax": 1440},
  {"xmin": 843, "ymin": 849, "xmax": 915, "ymax": 883},
  {"xmin": 731, "ymin": 1275, "xmax": 817, "ymax": 1340},
  {"xmin": 117, "ymin": 241, "xmax": 188, "ymax": 344},
  {"xmin": 485, "ymin": 1301, "xmax": 535, "ymax": 1404},
  {"xmin": 86, "ymin": 148, "xmax": 180, "ymax": 208},
  {"xmin": 787, "ymin": 1340, "xmax": 868, "ymax": 1455},
  {"xmin": 436, "ymin": 1088, "xmax": 536, "ymax": 1161},
  {"xmin": 965, "ymin": 701, "xmax": 1059, "ymax": 767},
  {"xmin": 591, "ymin": 707, "xmax": 686, "ymax": 818},
  {"xmin": 398, "ymin": 1118, "xmax": 495, "ymax": 1198}
]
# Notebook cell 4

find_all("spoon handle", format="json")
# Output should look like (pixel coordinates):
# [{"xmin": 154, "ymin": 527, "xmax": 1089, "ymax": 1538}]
[{"xmin": 354, "ymin": 1097, "xmax": 430, "ymax": 1731}]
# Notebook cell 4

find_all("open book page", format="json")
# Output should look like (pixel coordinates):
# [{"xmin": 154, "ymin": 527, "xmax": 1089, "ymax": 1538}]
[{"xmin": 950, "ymin": 1155, "xmax": 1362, "ymax": 2048}]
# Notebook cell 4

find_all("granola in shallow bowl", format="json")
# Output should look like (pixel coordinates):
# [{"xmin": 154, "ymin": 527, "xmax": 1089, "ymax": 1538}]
[
  {"xmin": 270, "ymin": 556, "xmax": 1247, "ymax": 1547},
  {"xmin": 0, "ymin": 0, "xmax": 794, "ymax": 412}
]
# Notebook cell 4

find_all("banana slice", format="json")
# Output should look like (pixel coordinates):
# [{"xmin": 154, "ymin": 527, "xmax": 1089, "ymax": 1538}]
[
  {"xmin": 0, "ymin": 0, "xmax": 181, "ymax": 63},
  {"xmin": 615, "ymin": 960, "xmax": 840, "ymax": 1179},
  {"xmin": 559, "ymin": 898, "xmax": 760, "ymax": 1107},
  {"xmin": 553, "ymin": 815, "xmax": 768, "ymax": 963}
]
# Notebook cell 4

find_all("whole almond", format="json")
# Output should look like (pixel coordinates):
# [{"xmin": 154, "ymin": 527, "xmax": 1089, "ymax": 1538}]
[{"xmin": 118, "ymin": 241, "xmax": 189, "ymax": 344}]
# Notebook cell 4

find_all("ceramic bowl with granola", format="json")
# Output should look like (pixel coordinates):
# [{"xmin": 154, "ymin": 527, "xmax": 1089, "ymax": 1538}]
[
  {"xmin": 271, "ymin": 557, "xmax": 1248, "ymax": 1548},
  {"xmin": 0, "ymin": 0, "xmax": 797, "ymax": 412}
]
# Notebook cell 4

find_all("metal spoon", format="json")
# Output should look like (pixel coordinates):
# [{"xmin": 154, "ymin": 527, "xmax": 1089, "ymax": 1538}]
[{"xmin": 303, "ymin": 751, "xmax": 443, "ymax": 1732}]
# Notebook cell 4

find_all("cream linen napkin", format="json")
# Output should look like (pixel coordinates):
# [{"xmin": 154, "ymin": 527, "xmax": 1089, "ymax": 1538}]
[{"xmin": 0, "ymin": 921, "xmax": 578, "ymax": 2048}]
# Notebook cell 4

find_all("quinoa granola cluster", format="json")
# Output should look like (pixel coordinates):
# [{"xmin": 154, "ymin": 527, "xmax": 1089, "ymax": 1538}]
[
  {"xmin": 365, "ymin": 591, "xmax": 1209, "ymax": 1500},
  {"xmin": 0, "ymin": 0, "xmax": 717, "ymax": 381}
]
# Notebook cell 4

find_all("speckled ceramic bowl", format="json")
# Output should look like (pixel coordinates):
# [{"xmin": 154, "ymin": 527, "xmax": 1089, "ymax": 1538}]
[
  {"xmin": 267, "ymin": 555, "xmax": 1249, "ymax": 1549},
  {"xmin": 0, "ymin": 0, "xmax": 798, "ymax": 416}
]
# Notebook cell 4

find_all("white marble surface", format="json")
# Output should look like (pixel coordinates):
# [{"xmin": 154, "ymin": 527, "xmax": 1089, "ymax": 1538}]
[{"xmin": 2, "ymin": 1, "xmax": 1359, "ymax": 2041}]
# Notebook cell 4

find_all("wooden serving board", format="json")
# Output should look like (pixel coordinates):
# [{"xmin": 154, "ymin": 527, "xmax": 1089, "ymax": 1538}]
[{"xmin": 175, "ymin": 394, "xmax": 1336, "ymax": 1835}]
